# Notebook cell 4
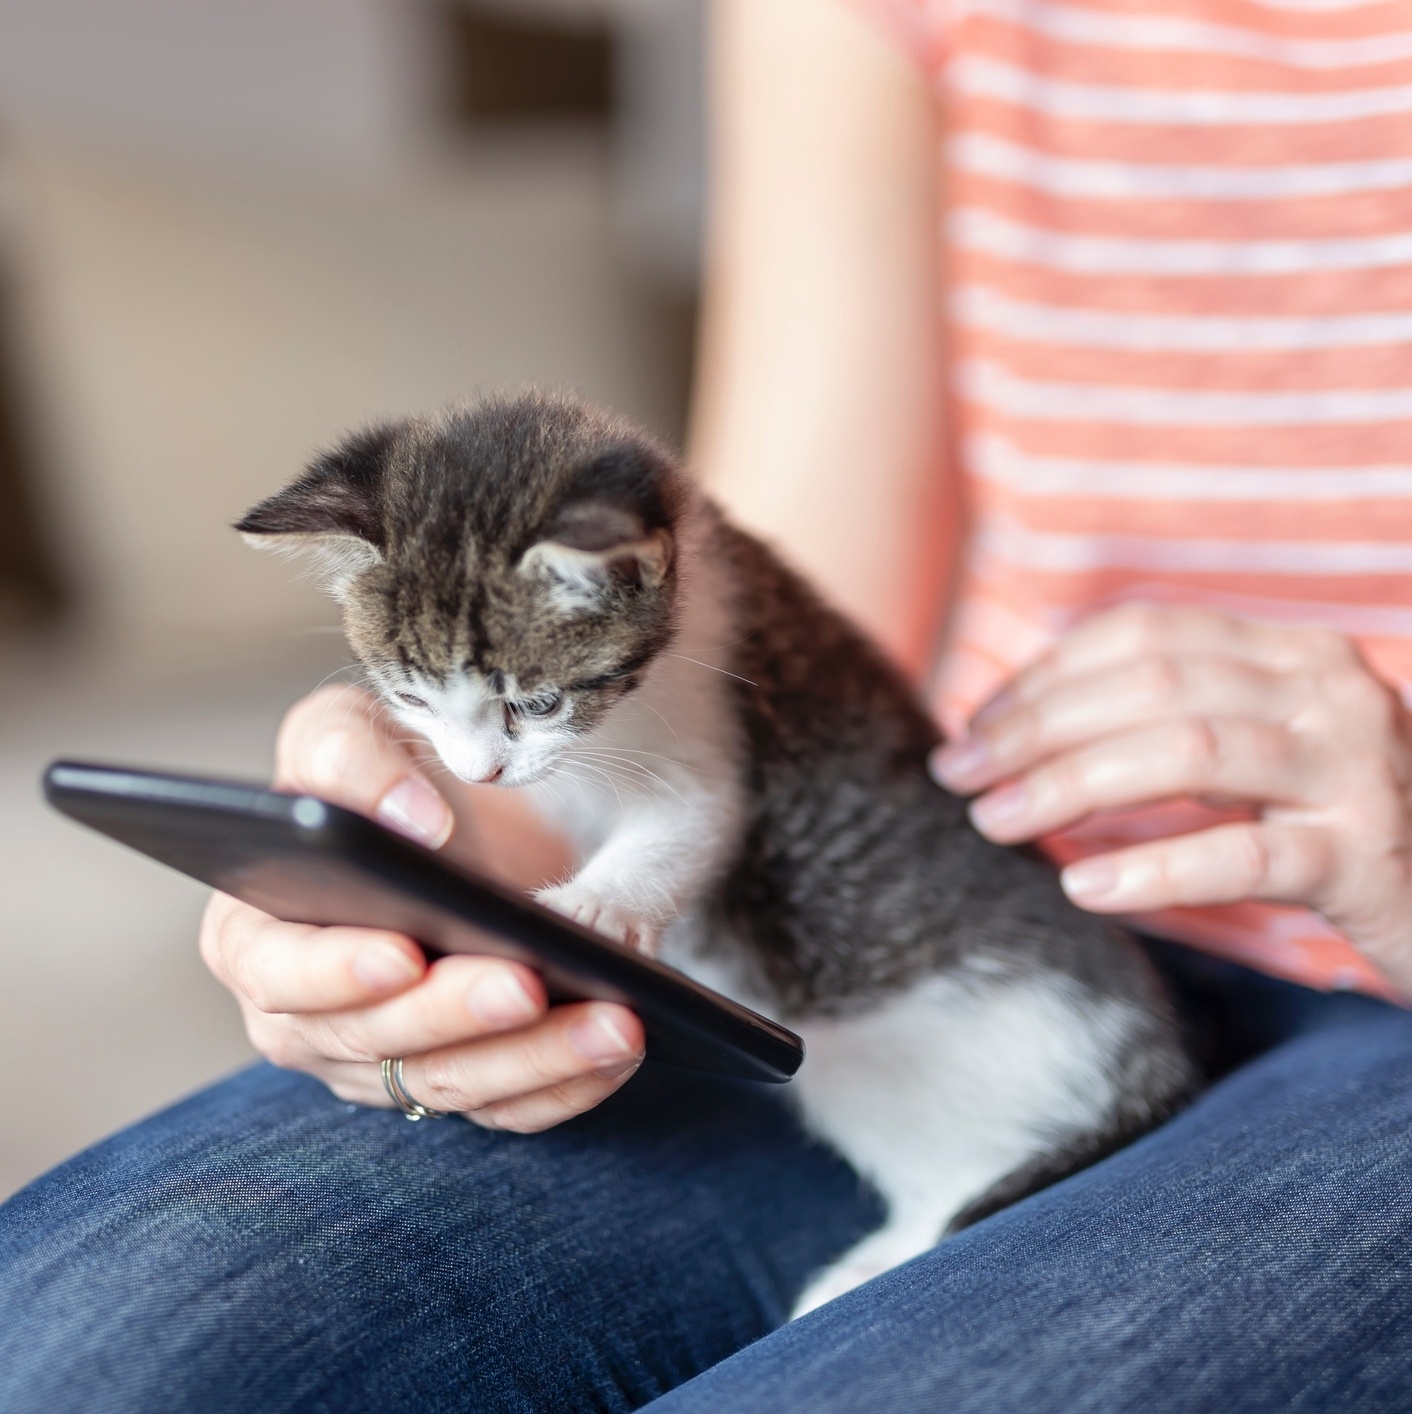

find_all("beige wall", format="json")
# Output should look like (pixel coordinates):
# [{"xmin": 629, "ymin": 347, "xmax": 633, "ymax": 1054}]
[
  {"xmin": 4, "ymin": 130, "xmax": 686, "ymax": 651},
  {"xmin": 0, "ymin": 124, "xmax": 695, "ymax": 1195},
  {"xmin": 0, "ymin": 2, "xmax": 706, "ymax": 1197}
]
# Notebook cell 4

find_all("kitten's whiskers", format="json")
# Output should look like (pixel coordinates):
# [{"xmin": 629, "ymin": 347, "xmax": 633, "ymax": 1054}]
[
  {"xmin": 565, "ymin": 750, "xmax": 688, "ymax": 805},
  {"xmin": 666, "ymin": 653, "xmax": 757, "ymax": 688},
  {"xmin": 552, "ymin": 762, "xmax": 621, "ymax": 809},
  {"xmin": 583, "ymin": 744, "xmax": 703, "ymax": 774},
  {"xmin": 619, "ymin": 696, "xmax": 684, "ymax": 749}
]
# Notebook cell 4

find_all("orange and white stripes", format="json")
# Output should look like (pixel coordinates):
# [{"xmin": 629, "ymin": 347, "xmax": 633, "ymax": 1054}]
[{"xmin": 866, "ymin": 0, "xmax": 1412, "ymax": 996}]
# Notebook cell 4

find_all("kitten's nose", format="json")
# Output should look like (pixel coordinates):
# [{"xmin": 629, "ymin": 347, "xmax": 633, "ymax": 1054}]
[{"xmin": 476, "ymin": 766, "xmax": 504, "ymax": 784}]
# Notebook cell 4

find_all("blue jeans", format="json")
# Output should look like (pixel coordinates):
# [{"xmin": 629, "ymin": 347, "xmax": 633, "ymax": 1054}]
[{"xmin": 3, "ymin": 943, "xmax": 1411, "ymax": 1413}]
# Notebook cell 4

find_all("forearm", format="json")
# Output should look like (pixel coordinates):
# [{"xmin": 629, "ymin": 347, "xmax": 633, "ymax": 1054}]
[{"xmin": 690, "ymin": 0, "xmax": 953, "ymax": 680}]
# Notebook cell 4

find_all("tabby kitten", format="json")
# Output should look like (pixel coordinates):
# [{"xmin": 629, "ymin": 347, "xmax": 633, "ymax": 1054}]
[{"xmin": 240, "ymin": 391, "xmax": 1195, "ymax": 1318}]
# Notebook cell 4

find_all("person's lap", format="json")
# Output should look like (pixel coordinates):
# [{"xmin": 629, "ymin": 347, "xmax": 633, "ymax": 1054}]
[
  {"xmin": 2, "ymin": 946, "xmax": 1410, "ymax": 1414},
  {"xmin": 649, "ymin": 953, "xmax": 1412, "ymax": 1412},
  {"xmin": 0, "ymin": 1058, "xmax": 880, "ymax": 1412}
]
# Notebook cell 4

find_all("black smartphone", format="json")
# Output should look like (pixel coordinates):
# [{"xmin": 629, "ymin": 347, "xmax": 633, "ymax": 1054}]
[{"xmin": 44, "ymin": 760, "xmax": 803, "ymax": 1084}]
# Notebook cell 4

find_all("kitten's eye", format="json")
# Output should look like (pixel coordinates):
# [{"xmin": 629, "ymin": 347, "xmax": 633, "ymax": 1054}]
[
  {"xmin": 519, "ymin": 691, "xmax": 562, "ymax": 718},
  {"xmin": 396, "ymin": 692, "xmax": 429, "ymax": 710}
]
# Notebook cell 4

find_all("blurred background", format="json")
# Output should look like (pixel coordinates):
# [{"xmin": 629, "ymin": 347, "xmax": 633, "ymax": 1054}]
[{"xmin": 0, "ymin": 0, "xmax": 706, "ymax": 1197}]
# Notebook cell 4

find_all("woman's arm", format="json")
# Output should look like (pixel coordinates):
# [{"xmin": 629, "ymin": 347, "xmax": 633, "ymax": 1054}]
[{"xmin": 691, "ymin": 0, "xmax": 951, "ymax": 678}]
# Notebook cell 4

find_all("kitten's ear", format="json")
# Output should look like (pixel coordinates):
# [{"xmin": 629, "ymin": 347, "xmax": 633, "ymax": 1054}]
[
  {"xmin": 236, "ymin": 425, "xmax": 394, "ymax": 594},
  {"xmin": 519, "ymin": 505, "xmax": 672, "ymax": 612},
  {"xmin": 518, "ymin": 448, "xmax": 675, "ymax": 613}
]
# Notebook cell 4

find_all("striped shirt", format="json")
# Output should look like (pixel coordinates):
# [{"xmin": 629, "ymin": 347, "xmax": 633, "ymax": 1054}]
[{"xmin": 867, "ymin": 0, "xmax": 1412, "ymax": 998}]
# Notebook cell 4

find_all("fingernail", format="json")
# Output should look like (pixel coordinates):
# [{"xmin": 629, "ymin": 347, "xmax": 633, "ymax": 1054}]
[
  {"xmin": 968, "ymin": 781, "xmax": 1029, "ymax": 835},
  {"xmin": 377, "ymin": 776, "xmax": 453, "ymax": 848},
  {"xmin": 466, "ymin": 970, "xmax": 538, "ymax": 1027},
  {"xmin": 931, "ymin": 737, "xmax": 992, "ymax": 789},
  {"xmin": 569, "ymin": 1008, "xmax": 639, "ymax": 1066},
  {"xmin": 972, "ymin": 690, "xmax": 1016, "ymax": 727},
  {"xmin": 1061, "ymin": 858, "xmax": 1122, "ymax": 904},
  {"xmin": 352, "ymin": 945, "xmax": 421, "ymax": 992}
]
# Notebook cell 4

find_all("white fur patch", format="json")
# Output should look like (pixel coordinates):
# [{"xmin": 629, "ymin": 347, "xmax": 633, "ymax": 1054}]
[
  {"xmin": 787, "ymin": 968, "xmax": 1138, "ymax": 1317},
  {"xmin": 520, "ymin": 505, "xmax": 748, "ymax": 942}
]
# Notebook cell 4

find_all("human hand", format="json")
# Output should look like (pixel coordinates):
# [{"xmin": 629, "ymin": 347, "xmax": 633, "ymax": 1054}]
[
  {"xmin": 931, "ymin": 605, "xmax": 1412, "ymax": 998},
  {"xmin": 198, "ymin": 685, "xmax": 645, "ymax": 1131}
]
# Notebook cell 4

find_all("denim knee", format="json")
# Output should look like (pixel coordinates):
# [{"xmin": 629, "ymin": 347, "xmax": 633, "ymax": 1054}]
[
  {"xmin": 646, "ymin": 1008, "xmax": 1412, "ymax": 1414},
  {"xmin": 0, "ymin": 1061, "xmax": 876, "ymax": 1413}
]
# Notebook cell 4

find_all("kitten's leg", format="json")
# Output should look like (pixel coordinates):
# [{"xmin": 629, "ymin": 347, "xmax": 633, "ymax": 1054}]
[
  {"xmin": 788, "ymin": 968, "xmax": 1144, "ymax": 1319},
  {"xmin": 791, "ymin": 1203, "xmax": 958, "ymax": 1319},
  {"xmin": 535, "ymin": 788, "xmax": 743, "ymax": 952},
  {"xmin": 529, "ymin": 567, "xmax": 747, "ymax": 952}
]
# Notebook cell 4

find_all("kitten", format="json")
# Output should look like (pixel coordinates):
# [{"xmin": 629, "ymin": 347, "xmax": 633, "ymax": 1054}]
[{"xmin": 239, "ymin": 391, "xmax": 1196, "ymax": 1318}]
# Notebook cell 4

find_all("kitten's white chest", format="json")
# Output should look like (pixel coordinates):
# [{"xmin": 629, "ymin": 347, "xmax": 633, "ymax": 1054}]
[
  {"xmin": 523, "ymin": 537, "xmax": 750, "ymax": 900},
  {"xmin": 523, "ymin": 766, "xmax": 621, "ymax": 855}
]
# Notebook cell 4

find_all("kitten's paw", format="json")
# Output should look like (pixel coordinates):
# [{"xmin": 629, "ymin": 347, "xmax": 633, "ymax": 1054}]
[
  {"xmin": 789, "ymin": 1220, "xmax": 942, "ymax": 1320},
  {"xmin": 536, "ymin": 883, "xmax": 661, "ymax": 955}
]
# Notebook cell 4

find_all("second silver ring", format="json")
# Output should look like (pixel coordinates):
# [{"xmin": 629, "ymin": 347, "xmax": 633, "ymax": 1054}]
[{"xmin": 380, "ymin": 1056, "xmax": 450, "ymax": 1122}]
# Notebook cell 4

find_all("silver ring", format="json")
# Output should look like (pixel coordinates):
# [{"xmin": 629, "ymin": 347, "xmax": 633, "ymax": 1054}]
[{"xmin": 380, "ymin": 1057, "xmax": 450, "ymax": 1122}]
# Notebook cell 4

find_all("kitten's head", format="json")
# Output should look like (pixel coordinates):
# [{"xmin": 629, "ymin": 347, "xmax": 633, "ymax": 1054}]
[{"xmin": 239, "ymin": 392, "xmax": 687, "ymax": 787}]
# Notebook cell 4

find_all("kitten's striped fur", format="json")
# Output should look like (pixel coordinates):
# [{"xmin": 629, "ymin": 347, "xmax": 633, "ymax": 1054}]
[{"xmin": 241, "ymin": 391, "xmax": 1196, "ymax": 1316}]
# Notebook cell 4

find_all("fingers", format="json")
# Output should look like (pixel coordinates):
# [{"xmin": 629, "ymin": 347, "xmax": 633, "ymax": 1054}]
[
  {"xmin": 966, "ymin": 716, "xmax": 1310, "ymax": 844},
  {"xmin": 279, "ymin": 954, "xmax": 547, "ymax": 1064},
  {"xmin": 200, "ymin": 892, "xmax": 426, "ymax": 1014},
  {"xmin": 275, "ymin": 684, "xmax": 453, "ymax": 848},
  {"xmin": 1059, "ymin": 821, "xmax": 1335, "ymax": 914},
  {"xmin": 305, "ymin": 1017, "xmax": 645, "ymax": 1132},
  {"xmin": 204, "ymin": 890, "xmax": 645, "ymax": 1134},
  {"xmin": 203, "ymin": 893, "xmax": 550, "ymax": 1067},
  {"xmin": 934, "ymin": 655, "xmax": 1297, "ymax": 794},
  {"xmin": 465, "ymin": 1067, "xmax": 643, "ymax": 1134},
  {"xmin": 918, "ymin": 602, "xmax": 1412, "ymax": 986},
  {"xmin": 399, "ymin": 1001, "xmax": 645, "ymax": 1119},
  {"xmin": 209, "ymin": 688, "xmax": 646, "ymax": 1137},
  {"xmin": 972, "ymin": 604, "xmax": 1357, "ymax": 725}
]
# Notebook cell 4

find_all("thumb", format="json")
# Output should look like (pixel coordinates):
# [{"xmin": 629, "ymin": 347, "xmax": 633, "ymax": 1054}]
[{"xmin": 273, "ymin": 684, "xmax": 453, "ymax": 849}]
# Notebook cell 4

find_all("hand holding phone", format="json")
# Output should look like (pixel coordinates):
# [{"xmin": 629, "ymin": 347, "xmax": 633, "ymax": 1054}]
[
  {"xmin": 217, "ymin": 684, "xmax": 644, "ymax": 1125},
  {"xmin": 204, "ymin": 684, "xmax": 658, "ymax": 1130},
  {"xmin": 47, "ymin": 696, "xmax": 800, "ymax": 1131},
  {"xmin": 199, "ymin": 887, "xmax": 650, "ymax": 1128}
]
